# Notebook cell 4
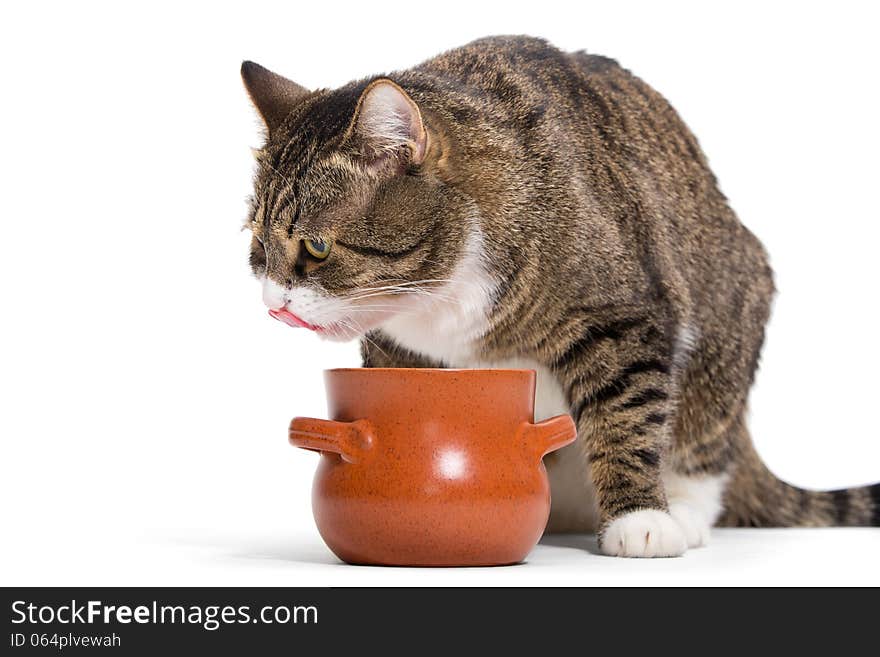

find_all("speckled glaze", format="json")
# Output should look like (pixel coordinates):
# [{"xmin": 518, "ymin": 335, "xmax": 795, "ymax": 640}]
[{"xmin": 289, "ymin": 368, "xmax": 576, "ymax": 566}]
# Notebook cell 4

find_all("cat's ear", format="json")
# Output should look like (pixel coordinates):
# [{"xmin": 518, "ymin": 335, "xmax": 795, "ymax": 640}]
[
  {"xmin": 352, "ymin": 79, "xmax": 427, "ymax": 166},
  {"xmin": 241, "ymin": 61, "xmax": 310, "ymax": 133}
]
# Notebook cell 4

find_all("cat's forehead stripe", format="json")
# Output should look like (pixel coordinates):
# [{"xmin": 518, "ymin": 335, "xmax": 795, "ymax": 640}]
[{"xmin": 258, "ymin": 83, "xmax": 372, "ymax": 232}]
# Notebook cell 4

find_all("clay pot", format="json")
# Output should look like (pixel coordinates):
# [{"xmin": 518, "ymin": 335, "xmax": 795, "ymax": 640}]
[{"xmin": 289, "ymin": 368, "xmax": 576, "ymax": 567}]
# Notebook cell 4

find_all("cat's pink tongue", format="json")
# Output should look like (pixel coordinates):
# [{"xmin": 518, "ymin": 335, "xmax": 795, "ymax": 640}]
[{"xmin": 268, "ymin": 308, "xmax": 320, "ymax": 331}]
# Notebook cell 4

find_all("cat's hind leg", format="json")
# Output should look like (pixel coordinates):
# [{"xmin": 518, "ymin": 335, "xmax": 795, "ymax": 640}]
[
  {"xmin": 662, "ymin": 415, "xmax": 742, "ymax": 547},
  {"xmin": 663, "ymin": 471, "xmax": 727, "ymax": 548}
]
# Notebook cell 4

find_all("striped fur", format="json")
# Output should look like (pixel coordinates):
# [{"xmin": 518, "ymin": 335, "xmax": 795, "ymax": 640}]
[{"xmin": 242, "ymin": 36, "xmax": 879, "ymax": 554}]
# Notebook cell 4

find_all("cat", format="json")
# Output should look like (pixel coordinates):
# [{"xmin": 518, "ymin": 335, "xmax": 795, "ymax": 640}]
[{"xmin": 241, "ymin": 35, "xmax": 879, "ymax": 557}]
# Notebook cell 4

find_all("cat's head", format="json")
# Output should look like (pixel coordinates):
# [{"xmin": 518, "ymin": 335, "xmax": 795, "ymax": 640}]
[{"xmin": 241, "ymin": 62, "xmax": 478, "ymax": 341}]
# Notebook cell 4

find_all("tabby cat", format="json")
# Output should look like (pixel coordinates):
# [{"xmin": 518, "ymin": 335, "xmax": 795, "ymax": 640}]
[{"xmin": 241, "ymin": 36, "xmax": 879, "ymax": 556}]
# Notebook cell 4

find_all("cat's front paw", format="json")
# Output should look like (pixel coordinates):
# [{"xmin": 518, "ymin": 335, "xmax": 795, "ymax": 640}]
[{"xmin": 600, "ymin": 509, "xmax": 688, "ymax": 558}]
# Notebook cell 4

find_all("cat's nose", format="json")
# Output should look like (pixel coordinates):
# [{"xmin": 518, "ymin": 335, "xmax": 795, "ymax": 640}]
[{"xmin": 261, "ymin": 278, "xmax": 288, "ymax": 310}]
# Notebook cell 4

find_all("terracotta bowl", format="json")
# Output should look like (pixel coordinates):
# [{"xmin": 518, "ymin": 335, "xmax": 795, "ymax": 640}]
[{"xmin": 289, "ymin": 368, "xmax": 576, "ymax": 567}]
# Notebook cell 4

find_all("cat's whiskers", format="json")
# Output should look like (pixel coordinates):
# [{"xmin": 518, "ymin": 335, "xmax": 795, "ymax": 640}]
[
  {"xmin": 345, "ymin": 289, "xmax": 458, "ymax": 305},
  {"xmin": 355, "ymin": 278, "xmax": 458, "ymax": 290},
  {"xmin": 339, "ymin": 277, "xmax": 486, "ymax": 315},
  {"xmin": 328, "ymin": 315, "xmax": 391, "ymax": 360},
  {"xmin": 347, "ymin": 284, "xmax": 464, "ymax": 302},
  {"xmin": 303, "ymin": 278, "xmax": 481, "ymax": 336},
  {"xmin": 354, "ymin": 324, "xmax": 390, "ymax": 360},
  {"xmin": 307, "ymin": 301, "xmax": 418, "ymax": 333},
  {"xmin": 365, "ymin": 278, "xmax": 487, "ymax": 293},
  {"xmin": 344, "ymin": 282, "xmax": 453, "ymax": 299}
]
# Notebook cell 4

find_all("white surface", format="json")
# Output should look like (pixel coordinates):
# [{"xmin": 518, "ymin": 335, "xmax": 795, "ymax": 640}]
[
  {"xmin": 1, "ymin": 1, "xmax": 878, "ymax": 586},
  {"xmin": 3, "ymin": 526, "xmax": 879, "ymax": 587}
]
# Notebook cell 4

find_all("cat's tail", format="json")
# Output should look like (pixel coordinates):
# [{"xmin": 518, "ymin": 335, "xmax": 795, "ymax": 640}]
[{"xmin": 718, "ymin": 434, "xmax": 880, "ymax": 527}]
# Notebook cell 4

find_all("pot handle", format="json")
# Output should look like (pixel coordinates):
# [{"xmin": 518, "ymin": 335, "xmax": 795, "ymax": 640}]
[
  {"xmin": 288, "ymin": 417, "xmax": 375, "ymax": 464},
  {"xmin": 520, "ymin": 414, "xmax": 577, "ymax": 459}
]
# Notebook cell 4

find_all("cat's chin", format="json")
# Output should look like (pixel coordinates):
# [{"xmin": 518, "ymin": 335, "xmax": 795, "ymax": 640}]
[
  {"xmin": 315, "ymin": 316, "xmax": 387, "ymax": 342},
  {"xmin": 316, "ymin": 309, "xmax": 404, "ymax": 342},
  {"xmin": 317, "ymin": 326, "xmax": 364, "ymax": 343}
]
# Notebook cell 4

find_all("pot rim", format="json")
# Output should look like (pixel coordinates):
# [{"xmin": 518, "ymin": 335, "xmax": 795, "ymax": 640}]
[{"xmin": 325, "ymin": 367, "xmax": 536, "ymax": 374}]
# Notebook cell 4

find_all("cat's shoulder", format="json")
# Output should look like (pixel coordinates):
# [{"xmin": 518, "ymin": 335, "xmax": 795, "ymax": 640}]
[{"xmin": 417, "ymin": 35, "xmax": 625, "ymax": 81}]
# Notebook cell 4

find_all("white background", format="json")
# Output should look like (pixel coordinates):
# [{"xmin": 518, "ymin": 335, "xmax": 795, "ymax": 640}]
[{"xmin": 1, "ymin": 1, "xmax": 878, "ymax": 586}]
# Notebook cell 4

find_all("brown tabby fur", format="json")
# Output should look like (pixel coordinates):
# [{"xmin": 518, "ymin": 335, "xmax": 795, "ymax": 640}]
[{"xmin": 243, "ymin": 36, "xmax": 880, "ymax": 537}]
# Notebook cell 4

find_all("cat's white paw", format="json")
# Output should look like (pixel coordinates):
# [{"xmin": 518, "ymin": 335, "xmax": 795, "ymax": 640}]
[
  {"xmin": 601, "ymin": 509, "xmax": 688, "ymax": 558},
  {"xmin": 668, "ymin": 502, "xmax": 711, "ymax": 548}
]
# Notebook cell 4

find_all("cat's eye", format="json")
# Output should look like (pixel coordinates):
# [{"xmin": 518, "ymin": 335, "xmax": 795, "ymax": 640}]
[{"xmin": 304, "ymin": 238, "xmax": 332, "ymax": 260}]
